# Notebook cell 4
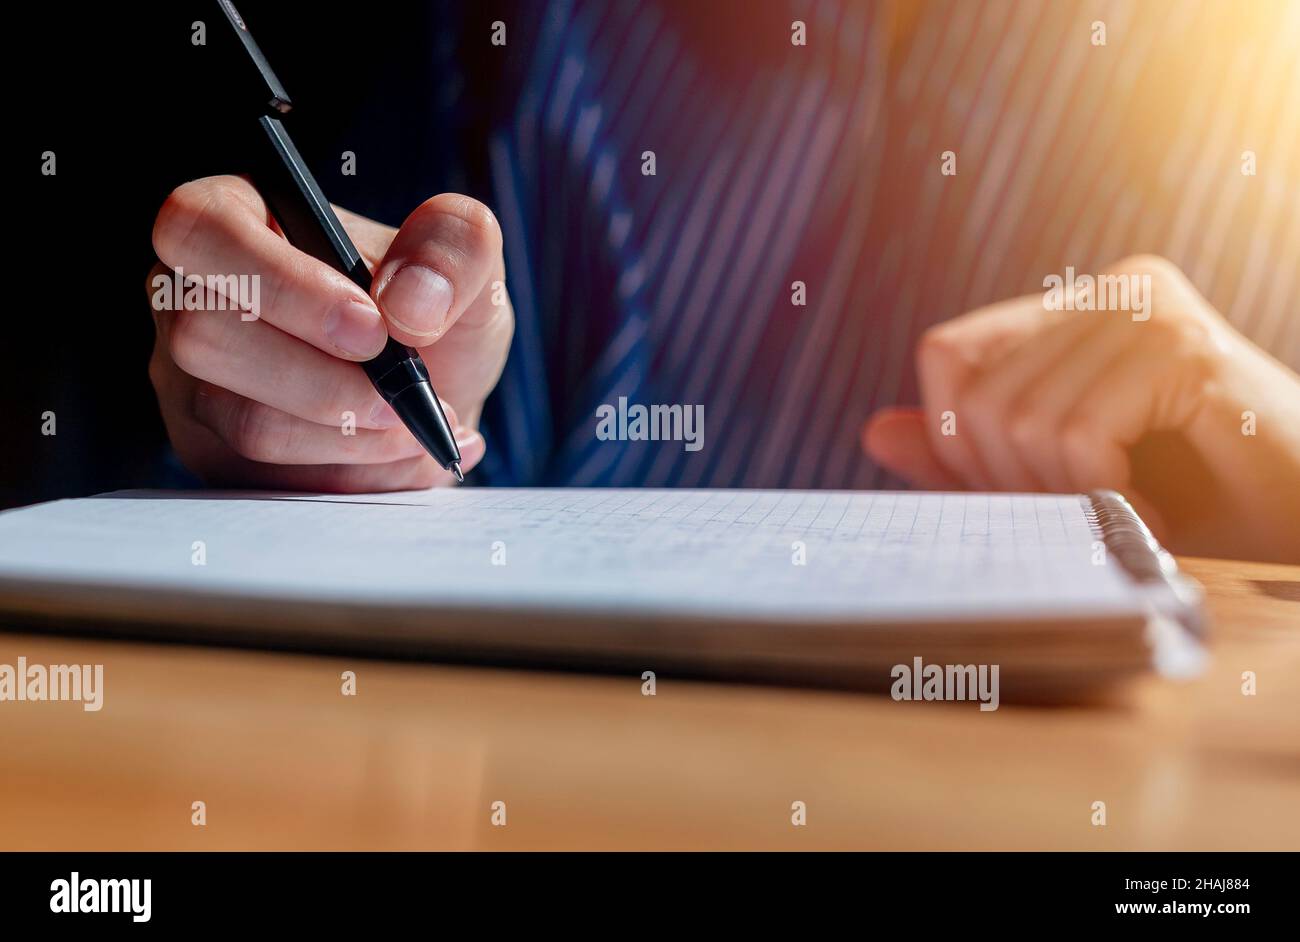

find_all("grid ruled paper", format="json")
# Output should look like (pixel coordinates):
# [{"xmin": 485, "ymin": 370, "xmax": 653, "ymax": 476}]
[{"xmin": 0, "ymin": 489, "xmax": 1144, "ymax": 623}]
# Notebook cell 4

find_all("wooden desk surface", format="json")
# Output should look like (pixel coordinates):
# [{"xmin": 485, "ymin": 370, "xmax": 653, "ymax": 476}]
[{"xmin": 1, "ymin": 557, "xmax": 1296, "ymax": 850}]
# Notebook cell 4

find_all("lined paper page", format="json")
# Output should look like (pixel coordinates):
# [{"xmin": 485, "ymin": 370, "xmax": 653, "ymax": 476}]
[{"xmin": 0, "ymin": 490, "xmax": 1142, "ymax": 621}]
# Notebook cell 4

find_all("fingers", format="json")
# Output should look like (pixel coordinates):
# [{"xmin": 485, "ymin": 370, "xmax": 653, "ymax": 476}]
[
  {"xmin": 196, "ymin": 449, "xmax": 485, "ymax": 494},
  {"xmin": 160, "ymin": 303, "xmax": 401, "ymax": 430},
  {"xmin": 190, "ymin": 383, "xmax": 432, "ymax": 466},
  {"xmin": 917, "ymin": 293, "xmax": 1134, "ymax": 493},
  {"xmin": 190, "ymin": 384, "xmax": 487, "ymax": 482},
  {"xmin": 862, "ymin": 408, "xmax": 963, "ymax": 489},
  {"xmin": 1053, "ymin": 347, "xmax": 1181, "ymax": 539},
  {"xmin": 1058, "ymin": 349, "xmax": 1161, "ymax": 494},
  {"xmin": 149, "ymin": 302, "xmax": 487, "ymax": 487},
  {"xmin": 152, "ymin": 175, "xmax": 390, "ymax": 360},
  {"xmin": 916, "ymin": 298, "xmax": 1062, "ymax": 489},
  {"xmin": 999, "ymin": 320, "xmax": 1130, "ymax": 492},
  {"xmin": 957, "ymin": 312, "xmax": 1105, "ymax": 492},
  {"xmin": 888, "ymin": 254, "xmax": 1254, "ymax": 554},
  {"xmin": 147, "ymin": 182, "xmax": 506, "ymax": 491},
  {"xmin": 861, "ymin": 404, "xmax": 1170, "ymax": 537},
  {"xmin": 372, "ymin": 194, "xmax": 505, "ymax": 346}
]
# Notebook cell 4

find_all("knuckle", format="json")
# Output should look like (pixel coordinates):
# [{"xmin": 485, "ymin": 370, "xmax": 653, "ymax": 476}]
[
  {"xmin": 315, "ymin": 371, "xmax": 357, "ymax": 426},
  {"xmin": 1007, "ymin": 408, "xmax": 1040, "ymax": 449},
  {"xmin": 1060, "ymin": 416, "xmax": 1096, "ymax": 459},
  {"xmin": 960, "ymin": 385, "xmax": 997, "ymax": 422},
  {"xmin": 253, "ymin": 264, "xmax": 291, "ymax": 322},
  {"xmin": 144, "ymin": 263, "xmax": 169, "ymax": 302},
  {"xmin": 452, "ymin": 193, "xmax": 501, "ymax": 236},
  {"xmin": 147, "ymin": 348, "xmax": 168, "ymax": 391},
  {"xmin": 454, "ymin": 196, "xmax": 503, "ymax": 245},
  {"xmin": 431, "ymin": 193, "xmax": 503, "ymax": 257},
  {"xmin": 1176, "ymin": 326, "xmax": 1219, "ymax": 385},
  {"xmin": 229, "ymin": 399, "xmax": 294, "ymax": 463},
  {"xmin": 1171, "ymin": 316, "xmax": 1211, "ymax": 351},
  {"xmin": 1148, "ymin": 307, "xmax": 1208, "ymax": 349},
  {"xmin": 1113, "ymin": 253, "xmax": 1186, "ymax": 292},
  {"xmin": 167, "ymin": 312, "xmax": 209, "ymax": 377},
  {"xmin": 153, "ymin": 180, "xmax": 219, "ymax": 266},
  {"xmin": 917, "ymin": 325, "xmax": 960, "ymax": 373}
]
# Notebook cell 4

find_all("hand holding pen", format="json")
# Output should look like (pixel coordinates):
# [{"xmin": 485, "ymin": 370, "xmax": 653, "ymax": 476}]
[{"xmin": 145, "ymin": 3, "xmax": 513, "ymax": 491}]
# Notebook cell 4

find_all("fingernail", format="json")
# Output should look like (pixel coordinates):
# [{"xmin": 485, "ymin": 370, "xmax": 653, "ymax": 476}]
[
  {"xmin": 378, "ymin": 265, "xmax": 453, "ymax": 337},
  {"xmin": 369, "ymin": 399, "xmax": 400, "ymax": 428},
  {"xmin": 325, "ymin": 300, "xmax": 388, "ymax": 358}
]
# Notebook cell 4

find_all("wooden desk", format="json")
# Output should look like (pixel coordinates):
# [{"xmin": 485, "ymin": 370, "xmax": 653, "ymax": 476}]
[{"xmin": 1, "ymin": 557, "xmax": 1296, "ymax": 850}]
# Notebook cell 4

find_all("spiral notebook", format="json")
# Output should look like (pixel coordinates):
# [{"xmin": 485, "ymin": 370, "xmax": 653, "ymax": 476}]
[{"xmin": 0, "ymin": 489, "xmax": 1205, "ymax": 695}]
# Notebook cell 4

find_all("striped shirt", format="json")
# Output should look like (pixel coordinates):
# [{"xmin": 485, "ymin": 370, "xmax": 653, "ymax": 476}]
[{"xmin": 454, "ymin": 0, "xmax": 1299, "ymax": 487}]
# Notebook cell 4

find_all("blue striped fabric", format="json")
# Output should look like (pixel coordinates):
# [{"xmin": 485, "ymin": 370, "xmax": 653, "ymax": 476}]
[{"xmin": 474, "ymin": 0, "xmax": 1300, "ymax": 487}]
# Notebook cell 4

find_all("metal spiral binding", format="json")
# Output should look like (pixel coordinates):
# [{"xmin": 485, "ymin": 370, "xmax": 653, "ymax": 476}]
[{"xmin": 1088, "ymin": 489, "xmax": 1205, "ymax": 637}]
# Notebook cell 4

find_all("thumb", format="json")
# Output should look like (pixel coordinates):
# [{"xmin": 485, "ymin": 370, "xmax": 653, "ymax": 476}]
[
  {"xmin": 371, "ymin": 194, "xmax": 504, "ymax": 347},
  {"xmin": 862, "ymin": 407, "xmax": 963, "ymax": 490}
]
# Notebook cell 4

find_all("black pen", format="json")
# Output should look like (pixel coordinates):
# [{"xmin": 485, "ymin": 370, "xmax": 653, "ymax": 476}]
[{"xmin": 210, "ymin": 1, "xmax": 463, "ymax": 481}]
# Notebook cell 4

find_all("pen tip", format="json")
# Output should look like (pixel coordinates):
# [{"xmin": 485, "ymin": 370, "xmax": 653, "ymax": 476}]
[{"xmin": 450, "ymin": 462, "xmax": 464, "ymax": 484}]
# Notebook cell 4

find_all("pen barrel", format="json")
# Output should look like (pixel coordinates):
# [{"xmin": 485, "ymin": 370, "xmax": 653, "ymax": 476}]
[
  {"xmin": 248, "ymin": 115, "xmax": 460, "ymax": 470},
  {"xmin": 250, "ymin": 116, "xmax": 367, "ymax": 285}
]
